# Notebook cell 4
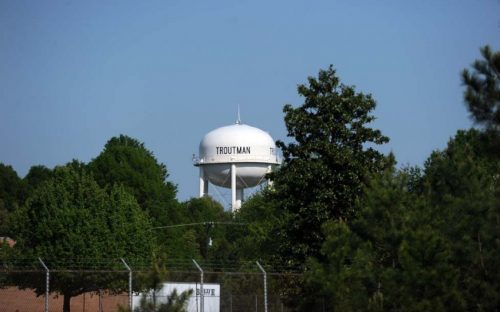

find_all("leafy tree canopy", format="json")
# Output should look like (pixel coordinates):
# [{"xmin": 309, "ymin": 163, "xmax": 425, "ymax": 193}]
[
  {"xmin": 9, "ymin": 163, "xmax": 156, "ymax": 312},
  {"xmin": 0, "ymin": 163, "xmax": 23, "ymax": 213},
  {"xmin": 0, "ymin": 163, "xmax": 23, "ymax": 234},
  {"xmin": 22, "ymin": 165, "xmax": 53, "ymax": 194},
  {"xmin": 270, "ymin": 65, "xmax": 389, "ymax": 265},
  {"xmin": 230, "ymin": 192, "xmax": 281, "ymax": 263},
  {"xmin": 89, "ymin": 135, "xmax": 178, "ymax": 226},
  {"xmin": 182, "ymin": 197, "xmax": 232, "ymax": 263},
  {"xmin": 158, "ymin": 196, "xmax": 228, "ymax": 261}
]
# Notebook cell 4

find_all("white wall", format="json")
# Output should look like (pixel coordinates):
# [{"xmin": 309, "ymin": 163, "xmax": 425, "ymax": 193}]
[{"xmin": 133, "ymin": 282, "xmax": 220, "ymax": 312}]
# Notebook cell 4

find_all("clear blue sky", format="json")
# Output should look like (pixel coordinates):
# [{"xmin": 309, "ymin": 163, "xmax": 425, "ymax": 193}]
[{"xmin": 1, "ymin": 0, "xmax": 499, "ymax": 201}]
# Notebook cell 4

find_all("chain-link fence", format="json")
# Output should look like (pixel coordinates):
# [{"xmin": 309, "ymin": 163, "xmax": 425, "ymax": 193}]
[{"xmin": 0, "ymin": 259, "xmax": 320, "ymax": 312}]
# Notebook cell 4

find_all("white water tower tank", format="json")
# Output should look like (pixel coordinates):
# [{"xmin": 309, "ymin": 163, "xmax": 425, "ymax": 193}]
[{"xmin": 194, "ymin": 120, "xmax": 280, "ymax": 211}]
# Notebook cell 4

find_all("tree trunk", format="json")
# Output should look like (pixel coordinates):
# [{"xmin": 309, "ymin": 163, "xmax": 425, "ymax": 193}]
[{"xmin": 63, "ymin": 292, "xmax": 72, "ymax": 312}]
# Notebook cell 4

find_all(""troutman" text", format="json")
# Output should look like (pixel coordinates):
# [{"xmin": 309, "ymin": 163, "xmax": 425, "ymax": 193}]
[{"xmin": 216, "ymin": 146, "xmax": 251, "ymax": 155}]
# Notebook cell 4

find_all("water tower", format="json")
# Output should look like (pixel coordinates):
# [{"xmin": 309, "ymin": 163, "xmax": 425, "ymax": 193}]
[{"xmin": 194, "ymin": 119, "xmax": 279, "ymax": 211}]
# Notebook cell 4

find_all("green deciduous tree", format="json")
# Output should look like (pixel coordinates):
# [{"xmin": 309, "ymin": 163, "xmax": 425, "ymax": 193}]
[
  {"xmin": 9, "ymin": 164, "xmax": 156, "ymax": 312},
  {"xmin": 22, "ymin": 165, "xmax": 54, "ymax": 196},
  {"xmin": 270, "ymin": 65, "xmax": 389, "ymax": 266},
  {"xmin": 182, "ymin": 197, "xmax": 231, "ymax": 262},
  {"xmin": 0, "ymin": 164, "xmax": 23, "ymax": 212},
  {"xmin": 149, "ymin": 196, "xmax": 232, "ymax": 262},
  {"xmin": 231, "ymin": 192, "xmax": 281, "ymax": 262},
  {"xmin": 89, "ymin": 135, "xmax": 178, "ymax": 226},
  {"xmin": 159, "ymin": 197, "xmax": 226, "ymax": 261},
  {"xmin": 0, "ymin": 163, "xmax": 24, "ymax": 234}
]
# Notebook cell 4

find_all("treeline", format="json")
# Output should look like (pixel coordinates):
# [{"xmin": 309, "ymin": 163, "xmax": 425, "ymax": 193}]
[
  {"xmin": 229, "ymin": 46, "xmax": 500, "ymax": 310},
  {"xmin": 0, "ymin": 135, "xmax": 234, "ymax": 264},
  {"xmin": 0, "ymin": 136, "xmax": 234, "ymax": 311},
  {"xmin": 1, "ymin": 46, "xmax": 499, "ymax": 311}
]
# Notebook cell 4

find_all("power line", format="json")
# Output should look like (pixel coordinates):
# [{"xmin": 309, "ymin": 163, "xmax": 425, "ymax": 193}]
[{"xmin": 151, "ymin": 221, "xmax": 247, "ymax": 230}]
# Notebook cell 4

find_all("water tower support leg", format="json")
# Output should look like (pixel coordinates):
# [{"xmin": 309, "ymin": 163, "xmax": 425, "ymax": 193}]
[
  {"xmin": 236, "ymin": 188, "xmax": 243, "ymax": 209},
  {"xmin": 199, "ymin": 168, "xmax": 208, "ymax": 197},
  {"xmin": 267, "ymin": 165, "xmax": 273, "ymax": 188},
  {"xmin": 231, "ymin": 164, "xmax": 237, "ymax": 212}
]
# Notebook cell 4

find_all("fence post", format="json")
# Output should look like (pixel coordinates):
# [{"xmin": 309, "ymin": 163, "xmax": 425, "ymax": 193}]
[
  {"xmin": 192, "ymin": 259, "xmax": 204, "ymax": 312},
  {"xmin": 38, "ymin": 258, "xmax": 49, "ymax": 312},
  {"xmin": 256, "ymin": 261, "xmax": 268, "ymax": 312},
  {"xmin": 121, "ymin": 258, "xmax": 133, "ymax": 311}
]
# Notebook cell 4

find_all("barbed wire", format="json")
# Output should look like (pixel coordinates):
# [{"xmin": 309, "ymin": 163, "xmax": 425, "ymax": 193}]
[{"xmin": 151, "ymin": 221, "xmax": 247, "ymax": 230}]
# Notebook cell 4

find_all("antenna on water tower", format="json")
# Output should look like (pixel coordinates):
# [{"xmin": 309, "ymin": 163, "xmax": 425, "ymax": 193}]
[{"xmin": 236, "ymin": 105, "xmax": 241, "ymax": 125}]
